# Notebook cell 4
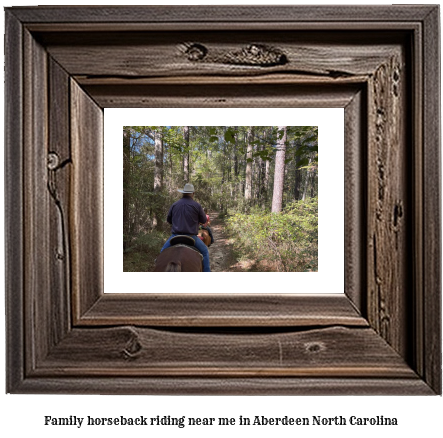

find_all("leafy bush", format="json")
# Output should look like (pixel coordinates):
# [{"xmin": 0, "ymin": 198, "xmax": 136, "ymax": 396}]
[
  {"xmin": 123, "ymin": 230, "xmax": 169, "ymax": 272},
  {"xmin": 226, "ymin": 198, "xmax": 318, "ymax": 272},
  {"xmin": 125, "ymin": 230, "xmax": 167, "ymax": 254}
]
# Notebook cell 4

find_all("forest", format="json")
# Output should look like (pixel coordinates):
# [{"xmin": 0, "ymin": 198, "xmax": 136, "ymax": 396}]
[{"xmin": 123, "ymin": 125, "xmax": 318, "ymax": 272}]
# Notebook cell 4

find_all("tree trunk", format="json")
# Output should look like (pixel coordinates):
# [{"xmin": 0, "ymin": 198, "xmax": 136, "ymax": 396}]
[
  {"xmin": 257, "ymin": 128, "xmax": 267, "ymax": 206},
  {"xmin": 264, "ymin": 159, "xmax": 270, "ymax": 203},
  {"xmin": 183, "ymin": 126, "xmax": 190, "ymax": 182},
  {"xmin": 123, "ymin": 127, "xmax": 131, "ymax": 250},
  {"xmin": 264, "ymin": 127, "xmax": 271, "ymax": 205},
  {"xmin": 233, "ymin": 126, "xmax": 239, "ymax": 177},
  {"xmin": 244, "ymin": 127, "xmax": 254, "ymax": 201},
  {"xmin": 271, "ymin": 126, "xmax": 287, "ymax": 213},
  {"xmin": 152, "ymin": 129, "xmax": 163, "ymax": 228},
  {"xmin": 294, "ymin": 142, "xmax": 301, "ymax": 201},
  {"xmin": 220, "ymin": 137, "xmax": 226, "ymax": 213},
  {"xmin": 311, "ymin": 169, "xmax": 317, "ymax": 197},
  {"xmin": 169, "ymin": 142, "xmax": 173, "ymax": 190},
  {"xmin": 154, "ymin": 130, "xmax": 163, "ymax": 191},
  {"xmin": 302, "ymin": 157, "xmax": 313, "ymax": 201}
]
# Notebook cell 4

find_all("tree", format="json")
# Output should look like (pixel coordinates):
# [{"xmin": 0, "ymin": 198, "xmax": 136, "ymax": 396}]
[
  {"xmin": 123, "ymin": 127, "xmax": 131, "ymax": 250},
  {"xmin": 150, "ymin": 129, "xmax": 163, "ymax": 228},
  {"xmin": 233, "ymin": 126, "xmax": 239, "ymax": 177},
  {"xmin": 122, "ymin": 125, "xmax": 317, "ymax": 235},
  {"xmin": 271, "ymin": 126, "xmax": 287, "ymax": 213},
  {"xmin": 153, "ymin": 129, "xmax": 163, "ymax": 192},
  {"xmin": 244, "ymin": 127, "xmax": 253, "ymax": 202},
  {"xmin": 183, "ymin": 126, "xmax": 190, "ymax": 182}
]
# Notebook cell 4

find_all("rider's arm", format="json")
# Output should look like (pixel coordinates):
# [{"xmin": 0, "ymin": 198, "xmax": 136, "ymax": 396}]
[{"xmin": 198, "ymin": 206, "xmax": 207, "ymax": 225}]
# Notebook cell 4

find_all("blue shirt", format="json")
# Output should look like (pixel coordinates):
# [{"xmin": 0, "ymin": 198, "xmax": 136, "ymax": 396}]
[{"xmin": 167, "ymin": 197, "xmax": 206, "ymax": 235}]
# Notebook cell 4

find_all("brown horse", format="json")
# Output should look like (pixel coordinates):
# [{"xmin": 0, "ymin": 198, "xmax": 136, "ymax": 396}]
[
  {"xmin": 154, "ymin": 245, "xmax": 203, "ymax": 272},
  {"xmin": 198, "ymin": 228, "xmax": 211, "ymax": 247}
]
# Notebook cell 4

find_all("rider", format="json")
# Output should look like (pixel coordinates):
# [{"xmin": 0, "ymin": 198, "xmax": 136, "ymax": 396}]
[
  {"xmin": 200, "ymin": 207, "xmax": 214, "ymax": 245},
  {"xmin": 160, "ymin": 183, "xmax": 211, "ymax": 272}
]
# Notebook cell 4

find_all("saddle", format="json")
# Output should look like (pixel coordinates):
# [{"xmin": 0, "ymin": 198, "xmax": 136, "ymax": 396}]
[
  {"xmin": 169, "ymin": 235, "xmax": 203, "ymax": 259},
  {"xmin": 170, "ymin": 235, "xmax": 196, "ymax": 247}
]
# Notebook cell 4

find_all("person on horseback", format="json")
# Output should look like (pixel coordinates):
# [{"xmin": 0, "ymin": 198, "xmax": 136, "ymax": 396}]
[
  {"xmin": 160, "ymin": 183, "xmax": 211, "ymax": 272},
  {"xmin": 200, "ymin": 207, "xmax": 214, "ymax": 245}
]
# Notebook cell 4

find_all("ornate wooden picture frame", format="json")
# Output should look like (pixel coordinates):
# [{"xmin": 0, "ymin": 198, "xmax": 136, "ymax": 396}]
[{"xmin": 5, "ymin": 6, "xmax": 441, "ymax": 394}]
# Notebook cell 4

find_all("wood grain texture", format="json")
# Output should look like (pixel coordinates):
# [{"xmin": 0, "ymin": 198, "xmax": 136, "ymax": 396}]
[
  {"xmin": 4, "ymin": 10, "xmax": 24, "ymax": 393},
  {"xmin": 48, "ymin": 58, "xmax": 72, "ymax": 345},
  {"xmin": 344, "ymin": 90, "xmax": 366, "ymax": 314},
  {"xmin": 411, "ymin": 18, "xmax": 425, "ymax": 383},
  {"xmin": 82, "ymin": 83, "xmax": 361, "ymax": 109},
  {"xmin": 8, "ymin": 5, "xmax": 436, "ymax": 23},
  {"xmin": 79, "ymin": 294, "xmax": 367, "ymax": 327},
  {"xmin": 23, "ymin": 29, "xmax": 50, "ymax": 371},
  {"xmin": 70, "ymin": 80, "xmax": 104, "ymax": 320},
  {"xmin": 41, "ymin": 32, "xmax": 401, "ymax": 80},
  {"xmin": 25, "ymin": 23, "xmax": 425, "ymax": 34},
  {"xmin": 4, "ymin": 5, "xmax": 441, "ymax": 395},
  {"xmin": 12, "ymin": 376, "xmax": 434, "ymax": 396},
  {"xmin": 76, "ymin": 73, "xmax": 368, "ymax": 86},
  {"xmin": 37, "ymin": 326, "xmax": 414, "ymax": 377},
  {"xmin": 422, "ymin": 6, "xmax": 442, "ymax": 394},
  {"xmin": 366, "ymin": 49, "xmax": 409, "ymax": 358}
]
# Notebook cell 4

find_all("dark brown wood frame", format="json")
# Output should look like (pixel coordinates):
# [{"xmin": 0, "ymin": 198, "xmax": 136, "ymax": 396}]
[{"xmin": 5, "ymin": 6, "xmax": 441, "ymax": 394}]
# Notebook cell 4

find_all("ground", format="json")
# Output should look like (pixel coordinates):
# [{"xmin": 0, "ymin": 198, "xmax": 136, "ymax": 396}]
[
  {"xmin": 123, "ymin": 211, "xmax": 275, "ymax": 272},
  {"xmin": 208, "ymin": 211, "xmax": 275, "ymax": 272},
  {"xmin": 206, "ymin": 210, "xmax": 237, "ymax": 272}
]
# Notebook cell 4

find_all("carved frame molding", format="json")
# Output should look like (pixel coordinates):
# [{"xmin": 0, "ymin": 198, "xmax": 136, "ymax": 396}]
[{"xmin": 4, "ymin": 5, "xmax": 441, "ymax": 394}]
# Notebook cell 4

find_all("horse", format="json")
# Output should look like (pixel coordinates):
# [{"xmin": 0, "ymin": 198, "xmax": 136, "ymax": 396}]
[
  {"xmin": 154, "ymin": 245, "xmax": 203, "ymax": 272},
  {"xmin": 198, "ymin": 228, "xmax": 211, "ymax": 247},
  {"xmin": 154, "ymin": 235, "xmax": 207, "ymax": 272}
]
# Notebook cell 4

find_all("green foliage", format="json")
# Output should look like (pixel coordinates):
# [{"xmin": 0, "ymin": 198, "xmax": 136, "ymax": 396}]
[
  {"xmin": 224, "ymin": 129, "xmax": 235, "ymax": 143},
  {"xmin": 226, "ymin": 198, "xmax": 318, "ymax": 272},
  {"xmin": 123, "ymin": 125, "xmax": 319, "ymax": 269},
  {"xmin": 123, "ymin": 230, "xmax": 168, "ymax": 272},
  {"xmin": 125, "ymin": 229, "xmax": 167, "ymax": 253}
]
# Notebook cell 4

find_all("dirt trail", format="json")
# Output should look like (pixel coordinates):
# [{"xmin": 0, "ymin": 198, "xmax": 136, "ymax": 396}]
[
  {"xmin": 208, "ymin": 211, "xmax": 258, "ymax": 272},
  {"xmin": 124, "ymin": 211, "xmax": 257, "ymax": 272},
  {"xmin": 206, "ymin": 211, "xmax": 235, "ymax": 272}
]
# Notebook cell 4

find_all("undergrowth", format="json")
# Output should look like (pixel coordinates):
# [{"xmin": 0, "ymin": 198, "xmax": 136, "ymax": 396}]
[
  {"xmin": 123, "ymin": 230, "xmax": 167, "ymax": 272},
  {"xmin": 226, "ymin": 198, "xmax": 318, "ymax": 272}
]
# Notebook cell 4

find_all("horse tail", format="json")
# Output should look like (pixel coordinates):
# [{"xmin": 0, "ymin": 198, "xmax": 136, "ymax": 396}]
[{"xmin": 165, "ymin": 261, "xmax": 181, "ymax": 272}]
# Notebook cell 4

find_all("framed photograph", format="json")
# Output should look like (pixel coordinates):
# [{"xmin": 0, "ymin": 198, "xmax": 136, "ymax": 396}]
[
  {"xmin": 5, "ymin": 5, "xmax": 440, "ymax": 394},
  {"xmin": 106, "ymin": 108, "xmax": 342, "ymax": 294}
]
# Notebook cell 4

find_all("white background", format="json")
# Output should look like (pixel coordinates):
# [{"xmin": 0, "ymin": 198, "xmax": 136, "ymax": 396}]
[
  {"xmin": 1, "ymin": 1, "xmax": 442, "ymax": 437},
  {"xmin": 105, "ymin": 108, "xmax": 344, "ymax": 293}
]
